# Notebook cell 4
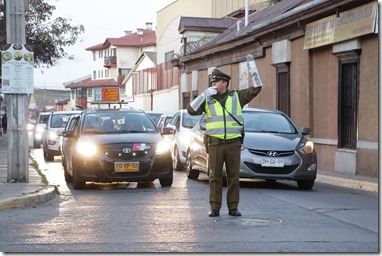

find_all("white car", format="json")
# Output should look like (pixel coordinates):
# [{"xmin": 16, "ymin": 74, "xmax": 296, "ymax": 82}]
[
  {"xmin": 162, "ymin": 109, "xmax": 202, "ymax": 171},
  {"xmin": 42, "ymin": 110, "xmax": 82, "ymax": 161},
  {"xmin": 33, "ymin": 112, "xmax": 50, "ymax": 148}
]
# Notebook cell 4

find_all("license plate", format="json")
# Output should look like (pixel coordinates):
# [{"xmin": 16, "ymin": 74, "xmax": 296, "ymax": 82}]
[
  {"xmin": 115, "ymin": 162, "xmax": 139, "ymax": 172},
  {"xmin": 261, "ymin": 158, "xmax": 284, "ymax": 167}
]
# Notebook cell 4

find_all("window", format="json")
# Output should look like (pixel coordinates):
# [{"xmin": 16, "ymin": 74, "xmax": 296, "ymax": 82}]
[
  {"xmin": 182, "ymin": 92, "xmax": 190, "ymax": 109},
  {"xmin": 274, "ymin": 63, "xmax": 290, "ymax": 116},
  {"xmin": 338, "ymin": 59, "xmax": 358, "ymax": 149},
  {"xmin": 88, "ymin": 89, "xmax": 93, "ymax": 97}
]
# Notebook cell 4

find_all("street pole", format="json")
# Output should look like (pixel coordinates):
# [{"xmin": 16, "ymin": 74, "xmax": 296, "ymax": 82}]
[{"xmin": 5, "ymin": 0, "xmax": 29, "ymax": 182}]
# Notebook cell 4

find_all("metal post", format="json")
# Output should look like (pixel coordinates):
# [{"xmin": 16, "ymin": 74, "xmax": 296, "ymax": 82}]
[{"xmin": 5, "ymin": 0, "xmax": 29, "ymax": 182}]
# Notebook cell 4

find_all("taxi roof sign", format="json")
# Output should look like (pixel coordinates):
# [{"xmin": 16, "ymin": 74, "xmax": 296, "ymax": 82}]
[{"xmin": 93, "ymin": 87, "xmax": 120, "ymax": 103}]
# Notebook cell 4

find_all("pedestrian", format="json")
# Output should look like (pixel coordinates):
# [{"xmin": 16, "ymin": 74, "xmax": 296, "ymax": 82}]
[
  {"xmin": 1, "ymin": 113, "xmax": 7, "ymax": 134},
  {"xmin": 187, "ymin": 54, "xmax": 263, "ymax": 217}
]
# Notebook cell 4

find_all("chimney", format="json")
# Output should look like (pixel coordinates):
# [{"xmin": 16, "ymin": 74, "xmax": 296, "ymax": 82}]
[
  {"xmin": 146, "ymin": 22, "xmax": 153, "ymax": 30},
  {"xmin": 124, "ymin": 30, "xmax": 132, "ymax": 35},
  {"xmin": 137, "ymin": 28, "xmax": 144, "ymax": 36}
]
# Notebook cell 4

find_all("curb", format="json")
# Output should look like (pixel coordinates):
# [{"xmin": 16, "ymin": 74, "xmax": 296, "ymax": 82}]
[
  {"xmin": 0, "ymin": 185, "xmax": 57, "ymax": 210},
  {"xmin": 316, "ymin": 174, "xmax": 378, "ymax": 192}
]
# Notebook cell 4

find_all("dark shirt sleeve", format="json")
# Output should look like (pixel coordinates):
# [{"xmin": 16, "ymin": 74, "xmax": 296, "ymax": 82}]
[
  {"xmin": 187, "ymin": 101, "xmax": 205, "ymax": 116},
  {"xmin": 237, "ymin": 86, "xmax": 262, "ymax": 108}
]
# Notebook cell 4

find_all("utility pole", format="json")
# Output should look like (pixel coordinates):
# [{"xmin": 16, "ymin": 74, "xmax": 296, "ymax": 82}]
[{"xmin": 4, "ymin": 0, "xmax": 29, "ymax": 182}]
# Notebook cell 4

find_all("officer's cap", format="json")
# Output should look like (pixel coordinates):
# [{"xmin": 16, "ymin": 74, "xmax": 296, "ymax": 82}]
[{"xmin": 210, "ymin": 68, "xmax": 231, "ymax": 82}]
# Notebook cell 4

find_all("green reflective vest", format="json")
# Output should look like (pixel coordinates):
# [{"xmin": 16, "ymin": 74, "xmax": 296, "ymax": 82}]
[{"xmin": 205, "ymin": 91, "xmax": 243, "ymax": 140}]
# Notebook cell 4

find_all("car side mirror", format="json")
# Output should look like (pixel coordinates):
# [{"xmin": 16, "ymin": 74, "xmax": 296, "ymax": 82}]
[
  {"xmin": 62, "ymin": 130, "xmax": 74, "ymax": 138},
  {"xmin": 161, "ymin": 127, "xmax": 174, "ymax": 135},
  {"xmin": 300, "ymin": 127, "xmax": 311, "ymax": 135}
]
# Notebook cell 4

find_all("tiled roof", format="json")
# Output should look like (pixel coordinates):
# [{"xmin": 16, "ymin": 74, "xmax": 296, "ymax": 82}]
[
  {"xmin": 85, "ymin": 29, "xmax": 156, "ymax": 51},
  {"xmin": 65, "ymin": 78, "xmax": 122, "ymax": 89},
  {"xmin": 178, "ymin": 16, "xmax": 237, "ymax": 33},
  {"xmin": 202, "ymin": 0, "xmax": 305, "ymax": 47}
]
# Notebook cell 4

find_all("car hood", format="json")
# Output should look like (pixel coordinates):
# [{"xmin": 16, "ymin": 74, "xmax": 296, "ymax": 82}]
[
  {"xmin": 243, "ymin": 132, "xmax": 302, "ymax": 151},
  {"xmin": 80, "ymin": 133, "xmax": 163, "ymax": 145}
]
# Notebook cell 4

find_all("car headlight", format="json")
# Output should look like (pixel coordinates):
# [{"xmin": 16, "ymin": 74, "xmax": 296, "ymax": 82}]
[
  {"xmin": 298, "ymin": 140, "xmax": 314, "ymax": 154},
  {"xmin": 76, "ymin": 141, "xmax": 97, "ymax": 157},
  {"xmin": 48, "ymin": 131, "xmax": 59, "ymax": 140},
  {"xmin": 155, "ymin": 141, "xmax": 170, "ymax": 155},
  {"xmin": 36, "ymin": 126, "xmax": 45, "ymax": 134},
  {"xmin": 27, "ymin": 123, "xmax": 34, "ymax": 131}
]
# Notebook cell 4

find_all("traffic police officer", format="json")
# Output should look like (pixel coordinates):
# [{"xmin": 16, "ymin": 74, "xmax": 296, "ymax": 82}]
[{"xmin": 187, "ymin": 54, "xmax": 263, "ymax": 217}]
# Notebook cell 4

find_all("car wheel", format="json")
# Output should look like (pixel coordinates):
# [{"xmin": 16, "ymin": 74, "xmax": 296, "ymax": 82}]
[
  {"xmin": 173, "ymin": 146, "xmax": 183, "ymax": 171},
  {"xmin": 185, "ymin": 150, "xmax": 199, "ymax": 179},
  {"xmin": 222, "ymin": 176, "xmax": 227, "ymax": 187},
  {"xmin": 297, "ymin": 180, "xmax": 315, "ymax": 190},
  {"xmin": 159, "ymin": 174, "xmax": 173, "ymax": 187},
  {"xmin": 43, "ymin": 146, "xmax": 54, "ymax": 161},
  {"xmin": 63, "ymin": 159, "xmax": 73, "ymax": 183},
  {"xmin": 72, "ymin": 162, "xmax": 85, "ymax": 190},
  {"xmin": 33, "ymin": 140, "xmax": 41, "ymax": 149}
]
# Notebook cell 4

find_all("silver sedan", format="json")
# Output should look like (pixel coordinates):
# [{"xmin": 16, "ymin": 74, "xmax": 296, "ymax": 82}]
[{"xmin": 185, "ymin": 108, "xmax": 317, "ymax": 190}]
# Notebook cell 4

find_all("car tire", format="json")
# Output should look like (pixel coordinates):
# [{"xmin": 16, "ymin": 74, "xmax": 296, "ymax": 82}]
[
  {"xmin": 63, "ymin": 160, "xmax": 73, "ymax": 183},
  {"xmin": 297, "ymin": 180, "xmax": 315, "ymax": 190},
  {"xmin": 43, "ymin": 146, "xmax": 54, "ymax": 161},
  {"xmin": 33, "ymin": 140, "xmax": 41, "ymax": 149},
  {"xmin": 72, "ymin": 163, "xmax": 85, "ymax": 190},
  {"xmin": 159, "ymin": 173, "xmax": 173, "ymax": 187},
  {"xmin": 173, "ymin": 145, "xmax": 183, "ymax": 171},
  {"xmin": 185, "ymin": 150, "xmax": 199, "ymax": 179}
]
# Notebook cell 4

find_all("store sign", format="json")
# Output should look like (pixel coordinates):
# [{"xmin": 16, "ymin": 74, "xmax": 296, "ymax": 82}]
[
  {"xmin": 1, "ymin": 44, "xmax": 34, "ymax": 94},
  {"xmin": 93, "ymin": 87, "xmax": 120, "ymax": 103},
  {"xmin": 304, "ymin": 2, "xmax": 378, "ymax": 50}
]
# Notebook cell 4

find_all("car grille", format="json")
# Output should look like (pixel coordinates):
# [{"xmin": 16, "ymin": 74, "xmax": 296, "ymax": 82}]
[
  {"xmin": 100, "ymin": 144, "xmax": 154, "ymax": 161},
  {"xmin": 248, "ymin": 149, "xmax": 295, "ymax": 157},
  {"xmin": 244, "ymin": 161, "xmax": 299, "ymax": 175}
]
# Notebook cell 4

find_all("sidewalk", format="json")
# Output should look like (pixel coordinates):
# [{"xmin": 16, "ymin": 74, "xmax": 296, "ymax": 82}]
[
  {"xmin": 0, "ymin": 134, "xmax": 378, "ymax": 210},
  {"xmin": 0, "ymin": 134, "xmax": 56, "ymax": 210}
]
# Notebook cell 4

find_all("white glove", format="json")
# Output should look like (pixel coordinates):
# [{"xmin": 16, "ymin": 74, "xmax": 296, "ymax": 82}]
[
  {"xmin": 190, "ymin": 86, "xmax": 217, "ymax": 111},
  {"xmin": 247, "ymin": 54, "xmax": 263, "ymax": 88}
]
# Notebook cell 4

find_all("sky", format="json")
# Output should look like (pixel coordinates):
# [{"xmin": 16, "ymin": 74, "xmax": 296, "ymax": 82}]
[{"xmin": 33, "ymin": 0, "xmax": 175, "ymax": 89}]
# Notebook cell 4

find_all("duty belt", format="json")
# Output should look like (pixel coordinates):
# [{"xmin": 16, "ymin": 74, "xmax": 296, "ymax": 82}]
[{"xmin": 208, "ymin": 136, "xmax": 241, "ymax": 145}]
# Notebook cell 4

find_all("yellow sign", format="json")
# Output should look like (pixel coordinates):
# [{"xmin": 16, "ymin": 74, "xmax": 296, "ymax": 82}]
[
  {"xmin": 93, "ymin": 87, "xmax": 120, "ymax": 102},
  {"xmin": 304, "ymin": 2, "xmax": 377, "ymax": 50},
  {"xmin": 102, "ymin": 88, "xmax": 120, "ymax": 101}
]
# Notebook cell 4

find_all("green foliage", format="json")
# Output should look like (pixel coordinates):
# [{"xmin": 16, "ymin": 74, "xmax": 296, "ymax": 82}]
[
  {"xmin": 268, "ymin": 0, "xmax": 281, "ymax": 5},
  {"xmin": 0, "ymin": 0, "xmax": 85, "ymax": 69}
]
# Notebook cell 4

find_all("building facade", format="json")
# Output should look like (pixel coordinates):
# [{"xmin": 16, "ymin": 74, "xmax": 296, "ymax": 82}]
[{"xmin": 178, "ymin": 0, "xmax": 379, "ymax": 177}]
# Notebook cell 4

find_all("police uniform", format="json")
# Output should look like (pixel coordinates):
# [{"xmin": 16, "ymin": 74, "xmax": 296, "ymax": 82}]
[{"xmin": 187, "ymin": 68, "xmax": 262, "ymax": 217}]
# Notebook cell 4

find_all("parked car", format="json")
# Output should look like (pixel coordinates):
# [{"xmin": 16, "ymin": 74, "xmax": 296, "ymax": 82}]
[
  {"xmin": 33, "ymin": 112, "xmax": 50, "ymax": 148},
  {"xmin": 156, "ymin": 113, "xmax": 174, "ymax": 133},
  {"xmin": 145, "ymin": 111, "xmax": 164, "ymax": 125},
  {"xmin": 42, "ymin": 110, "xmax": 82, "ymax": 161},
  {"xmin": 162, "ymin": 109, "xmax": 202, "ymax": 171},
  {"xmin": 60, "ymin": 113, "xmax": 80, "ymax": 171},
  {"xmin": 185, "ymin": 108, "xmax": 317, "ymax": 190},
  {"xmin": 61, "ymin": 108, "xmax": 173, "ymax": 189}
]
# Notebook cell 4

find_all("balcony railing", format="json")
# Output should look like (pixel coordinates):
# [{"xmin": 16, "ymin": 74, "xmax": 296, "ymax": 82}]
[{"xmin": 104, "ymin": 56, "xmax": 117, "ymax": 68}]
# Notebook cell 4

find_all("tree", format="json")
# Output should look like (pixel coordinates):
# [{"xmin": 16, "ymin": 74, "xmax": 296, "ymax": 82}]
[{"xmin": 0, "ymin": 0, "xmax": 85, "ymax": 69}]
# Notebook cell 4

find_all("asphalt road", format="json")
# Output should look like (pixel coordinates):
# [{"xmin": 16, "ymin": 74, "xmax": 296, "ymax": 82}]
[{"xmin": 0, "ymin": 146, "xmax": 378, "ymax": 253}]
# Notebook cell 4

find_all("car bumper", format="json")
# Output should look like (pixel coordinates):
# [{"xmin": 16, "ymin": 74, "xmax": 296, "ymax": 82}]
[
  {"xmin": 73, "ymin": 152, "xmax": 173, "ymax": 183},
  {"xmin": 238, "ymin": 149, "xmax": 317, "ymax": 181}
]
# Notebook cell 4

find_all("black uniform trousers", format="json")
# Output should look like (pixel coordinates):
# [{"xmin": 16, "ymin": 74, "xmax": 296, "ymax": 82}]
[{"xmin": 208, "ymin": 137, "xmax": 241, "ymax": 211}]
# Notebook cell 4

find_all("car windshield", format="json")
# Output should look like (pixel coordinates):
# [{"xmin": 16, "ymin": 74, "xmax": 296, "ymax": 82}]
[
  {"xmin": 38, "ymin": 114, "xmax": 49, "ymax": 124},
  {"xmin": 83, "ymin": 111, "xmax": 158, "ymax": 134},
  {"xmin": 182, "ymin": 113, "xmax": 202, "ymax": 128},
  {"xmin": 242, "ymin": 111, "xmax": 297, "ymax": 134},
  {"xmin": 147, "ymin": 113, "xmax": 162, "ymax": 124},
  {"xmin": 51, "ymin": 114, "xmax": 74, "ymax": 128}
]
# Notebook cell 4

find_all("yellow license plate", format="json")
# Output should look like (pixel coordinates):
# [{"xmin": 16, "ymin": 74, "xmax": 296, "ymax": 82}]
[{"xmin": 115, "ymin": 162, "xmax": 139, "ymax": 172}]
